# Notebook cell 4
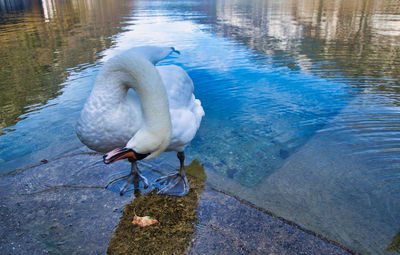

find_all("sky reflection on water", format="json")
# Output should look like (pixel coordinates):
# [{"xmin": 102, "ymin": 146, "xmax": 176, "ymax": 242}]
[{"xmin": 0, "ymin": 0, "xmax": 399, "ymax": 254}]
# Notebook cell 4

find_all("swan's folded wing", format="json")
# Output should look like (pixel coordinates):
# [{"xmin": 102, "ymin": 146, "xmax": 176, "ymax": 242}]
[
  {"xmin": 157, "ymin": 65, "xmax": 204, "ymax": 152},
  {"xmin": 157, "ymin": 65, "xmax": 194, "ymax": 109}
]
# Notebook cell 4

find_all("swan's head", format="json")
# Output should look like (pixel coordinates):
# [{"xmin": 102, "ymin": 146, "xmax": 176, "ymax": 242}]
[
  {"xmin": 103, "ymin": 128, "xmax": 171, "ymax": 164},
  {"xmin": 103, "ymin": 147, "xmax": 149, "ymax": 164}
]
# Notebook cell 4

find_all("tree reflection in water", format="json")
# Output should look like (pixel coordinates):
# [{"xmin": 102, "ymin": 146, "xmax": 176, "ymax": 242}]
[{"xmin": 0, "ymin": 0, "xmax": 132, "ymax": 133}]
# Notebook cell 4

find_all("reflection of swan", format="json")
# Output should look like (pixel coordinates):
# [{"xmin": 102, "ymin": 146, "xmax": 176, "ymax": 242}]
[{"xmin": 76, "ymin": 46, "xmax": 204, "ymax": 196}]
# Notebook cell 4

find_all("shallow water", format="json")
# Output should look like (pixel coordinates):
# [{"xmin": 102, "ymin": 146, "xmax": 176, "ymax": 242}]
[{"xmin": 0, "ymin": 0, "xmax": 399, "ymax": 254}]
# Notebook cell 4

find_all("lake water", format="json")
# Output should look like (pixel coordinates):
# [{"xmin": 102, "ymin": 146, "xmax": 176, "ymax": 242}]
[{"xmin": 1, "ymin": 0, "xmax": 400, "ymax": 254}]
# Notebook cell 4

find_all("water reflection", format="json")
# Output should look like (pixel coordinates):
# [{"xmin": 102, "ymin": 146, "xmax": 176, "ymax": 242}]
[
  {"xmin": 181, "ymin": 0, "xmax": 400, "ymax": 254},
  {"xmin": 0, "ymin": 0, "xmax": 399, "ymax": 254},
  {"xmin": 0, "ymin": 0, "xmax": 131, "ymax": 134},
  {"xmin": 197, "ymin": 0, "xmax": 400, "ymax": 91},
  {"xmin": 0, "ymin": 0, "xmax": 30, "ymax": 13}
]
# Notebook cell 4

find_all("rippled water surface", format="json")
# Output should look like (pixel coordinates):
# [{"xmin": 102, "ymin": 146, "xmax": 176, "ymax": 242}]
[{"xmin": 1, "ymin": 0, "xmax": 400, "ymax": 253}]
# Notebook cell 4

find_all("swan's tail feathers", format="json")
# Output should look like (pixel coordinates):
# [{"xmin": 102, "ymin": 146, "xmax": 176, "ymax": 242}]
[
  {"xmin": 126, "ymin": 46, "xmax": 179, "ymax": 65},
  {"xmin": 193, "ymin": 99, "xmax": 205, "ymax": 120}
]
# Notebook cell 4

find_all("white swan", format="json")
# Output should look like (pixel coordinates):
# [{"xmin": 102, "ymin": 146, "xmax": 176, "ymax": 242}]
[{"xmin": 76, "ymin": 46, "xmax": 204, "ymax": 196}]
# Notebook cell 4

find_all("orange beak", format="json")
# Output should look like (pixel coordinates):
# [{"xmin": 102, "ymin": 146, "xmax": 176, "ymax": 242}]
[{"xmin": 103, "ymin": 147, "xmax": 149, "ymax": 164}]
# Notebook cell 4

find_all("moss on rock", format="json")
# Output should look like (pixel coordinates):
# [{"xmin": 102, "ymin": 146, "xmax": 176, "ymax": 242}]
[{"xmin": 107, "ymin": 160, "xmax": 206, "ymax": 254}]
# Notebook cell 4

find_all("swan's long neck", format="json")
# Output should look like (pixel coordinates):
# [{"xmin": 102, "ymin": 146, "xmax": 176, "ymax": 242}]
[{"xmin": 97, "ymin": 52, "xmax": 172, "ymax": 157}]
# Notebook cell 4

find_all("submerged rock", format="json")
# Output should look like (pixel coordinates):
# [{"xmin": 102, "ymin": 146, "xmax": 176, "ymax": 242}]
[{"xmin": 0, "ymin": 150, "xmax": 351, "ymax": 254}]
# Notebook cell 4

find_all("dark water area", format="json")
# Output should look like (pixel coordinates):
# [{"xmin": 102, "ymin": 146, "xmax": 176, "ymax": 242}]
[{"xmin": 0, "ymin": 0, "xmax": 399, "ymax": 254}]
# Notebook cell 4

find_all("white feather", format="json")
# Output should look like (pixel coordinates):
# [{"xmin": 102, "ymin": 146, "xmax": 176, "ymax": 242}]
[{"xmin": 76, "ymin": 47, "xmax": 204, "ymax": 160}]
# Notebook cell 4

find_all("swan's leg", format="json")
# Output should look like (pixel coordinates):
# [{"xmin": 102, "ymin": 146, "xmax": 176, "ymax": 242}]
[
  {"xmin": 120, "ymin": 160, "xmax": 149, "ymax": 195},
  {"xmin": 154, "ymin": 151, "xmax": 189, "ymax": 196},
  {"xmin": 107, "ymin": 159, "xmax": 149, "ymax": 196}
]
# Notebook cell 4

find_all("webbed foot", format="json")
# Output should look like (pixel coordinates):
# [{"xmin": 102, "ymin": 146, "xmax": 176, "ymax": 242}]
[
  {"xmin": 154, "ymin": 151, "xmax": 189, "ymax": 197},
  {"xmin": 154, "ymin": 170, "xmax": 189, "ymax": 197},
  {"xmin": 106, "ymin": 160, "xmax": 148, "ymax": 196}
]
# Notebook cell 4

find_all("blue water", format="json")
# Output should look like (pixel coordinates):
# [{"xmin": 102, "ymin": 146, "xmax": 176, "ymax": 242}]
[
  {"xmin": 0, "ymin": 10, "xmax": 351, "ymax": 180},
  {"xmin": 1, "ymin": 0, "xmax": 400, "ymax": 254}
]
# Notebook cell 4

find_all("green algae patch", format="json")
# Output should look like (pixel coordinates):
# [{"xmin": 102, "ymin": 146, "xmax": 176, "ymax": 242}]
[
  {"xmin": 386, "ymin": 230, "xmax": 400, "ymax": 253},
  {"xmin": 107, "ymin": 160, "xmax": 206, "ymax": 254},
  {"xmin": 185, "ymin": 159, "xmax": 206, "ymax": 181}
]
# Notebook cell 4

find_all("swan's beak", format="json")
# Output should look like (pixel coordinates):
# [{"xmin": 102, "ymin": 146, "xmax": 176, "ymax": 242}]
[
  {"xmin": 103, "ymin": 148, "xmax": 149, "ymax": 164},
  {"xmin": 103, "ymin": 148, "xmax": 134, "ymax": 164}
]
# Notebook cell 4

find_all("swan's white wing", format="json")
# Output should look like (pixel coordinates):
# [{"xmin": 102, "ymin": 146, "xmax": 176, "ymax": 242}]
[
  {"xmin": 156, "ymin": 65, "xmax": 194, "ymax": 109},
  {"xmin": 157, "ymin": 65, "xmax": 204, "ymax": 152},
  {"xmin": 168, "ymin": 106, "xmax": 203, "ymax": 151}
]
